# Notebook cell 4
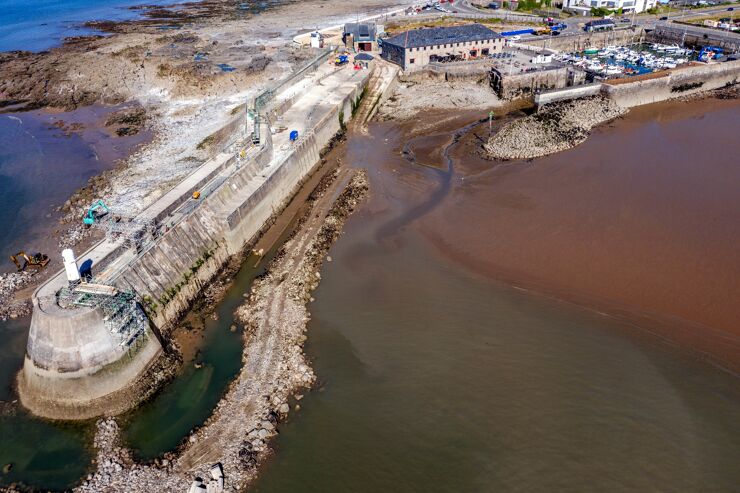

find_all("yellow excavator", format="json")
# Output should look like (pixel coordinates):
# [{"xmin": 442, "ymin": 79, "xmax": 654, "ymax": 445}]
[{"xmin": 10, "ymin": 252, "xmax": 50, "ymax": 272}]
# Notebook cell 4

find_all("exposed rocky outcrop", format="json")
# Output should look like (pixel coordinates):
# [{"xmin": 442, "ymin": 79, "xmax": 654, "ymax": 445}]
[{"xmin": 485, "ymin": 96, "xmax": 627, "ymax": 160}]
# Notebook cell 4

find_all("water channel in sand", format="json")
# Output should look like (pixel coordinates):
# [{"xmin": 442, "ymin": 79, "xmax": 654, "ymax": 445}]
[{"xmin": 1, "ymin": 97, "xmax": 739, "ymax": 490}]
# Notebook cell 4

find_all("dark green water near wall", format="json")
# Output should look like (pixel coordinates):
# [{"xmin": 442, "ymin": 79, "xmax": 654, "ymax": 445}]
[{"xmin": 122, "ymin": 252, "xmax": 260, "ymax": 460}]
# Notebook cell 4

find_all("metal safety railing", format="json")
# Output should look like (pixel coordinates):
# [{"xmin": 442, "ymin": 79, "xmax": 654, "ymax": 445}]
[{"xmin": 248, "ymin": 48, "xmax": 336, "ymax": 143}]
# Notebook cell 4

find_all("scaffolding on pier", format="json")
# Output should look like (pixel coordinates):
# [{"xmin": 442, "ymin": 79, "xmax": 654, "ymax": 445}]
[{"xmin": 57, "ymin": 283, "xmax": 149, "ymax": 348}]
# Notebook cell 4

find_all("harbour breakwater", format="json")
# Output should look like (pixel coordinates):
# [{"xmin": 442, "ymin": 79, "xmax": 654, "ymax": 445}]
[
  {"xmin": 601, "ymin": 59, "xmax": 740, "ymax": 108},
  {"xmin": 489, "ymin": 60, "xmax": 740, "ymax": 160},
  {"xmin": 69, "ymin": 169, "xmax": 370, "ymax": 493},
  {"xmin": 17, "ymin": 56, "xmax": 375, "ymax": 420}
]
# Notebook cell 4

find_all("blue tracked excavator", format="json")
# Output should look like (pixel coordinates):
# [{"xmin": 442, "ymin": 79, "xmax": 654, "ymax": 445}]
[{"xmin": 83, "ymin": 200, "xmax": 110, "ymax": 226}]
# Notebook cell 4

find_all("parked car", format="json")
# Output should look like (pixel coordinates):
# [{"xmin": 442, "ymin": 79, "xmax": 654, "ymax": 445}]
[
  {"xmin": 509, "ymin": 35, "xmax": 521, "ymax": 41},
  {"xmin": 728, "ymin": 7, "xmax": 735, "ymax": 11},
  {"xmin": 659, "ymin": 16, "xmax": 669, "ymax": 20}
]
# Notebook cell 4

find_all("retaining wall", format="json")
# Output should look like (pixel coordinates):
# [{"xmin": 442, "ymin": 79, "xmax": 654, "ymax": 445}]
[
  {"xmin": 523, "ymin": 27, "xmax": 647, "ymax": 53},
  {"xmin": 492, "ymin": 65, "xmax": 586, "ymax": 99},
  {"xmin": 422, "ymin": 59, "xmax": 495, "ymax": 81}
]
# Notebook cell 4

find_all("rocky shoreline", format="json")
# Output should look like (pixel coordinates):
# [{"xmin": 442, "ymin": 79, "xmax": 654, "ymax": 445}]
[
  {"xmin": 0, "ymin": 169, "xmax": 368, "ymax": 493},
  {"xmin": 484, "ymin": 96, "xmax": 627, "ymax": 161},
  {"xmin": 0, "ymin": 272, "xmax": 33, "ymax": 321}
]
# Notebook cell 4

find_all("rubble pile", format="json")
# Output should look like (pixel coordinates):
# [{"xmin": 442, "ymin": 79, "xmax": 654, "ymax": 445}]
[
  {"xmin": 0, "ymin": 271, "xmax": 33, "ymax": 321},
  {"xmin": 485, "ymin": 96, "xmax": 627, "ymax": 160}
]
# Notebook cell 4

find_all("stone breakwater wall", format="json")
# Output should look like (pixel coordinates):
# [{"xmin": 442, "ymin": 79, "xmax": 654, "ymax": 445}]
[
  {"xmin": 485, "ymin": 95, "xmax": 626, "ymax": 160},
  {"xmin": 65, "ymin": 170, "xmax": 370, "ymax": 493},
  {"xmin": 601, "ymin": 60, "xmax": 740, "ymax": 108},
  {"xmin": 121, "ymin": 71, "xmax": 371, "ymax": 333},
  {"xmin": 17, "ymin": 67, "xmax": 373, "ymax": 420}
]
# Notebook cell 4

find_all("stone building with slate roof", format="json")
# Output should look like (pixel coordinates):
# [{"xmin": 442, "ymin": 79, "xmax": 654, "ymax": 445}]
[{"xmin": 380, "ymin": 24, "xmax": 504, "ymax": 71}]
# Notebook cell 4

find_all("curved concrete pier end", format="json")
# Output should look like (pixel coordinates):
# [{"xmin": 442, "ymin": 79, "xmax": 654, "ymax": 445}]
[{"xmin": 18, "ymin": 272, "xmax": 163, "ymax": 420}]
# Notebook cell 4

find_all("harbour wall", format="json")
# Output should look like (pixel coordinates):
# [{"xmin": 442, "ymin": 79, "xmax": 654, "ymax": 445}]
[
  {"xmin": 601, "ymin": 60, "xmax": 740, "ymax": 107},
  {"xmin": 653, "ymin": 22, "xmax": 740, "ymax": 52},
  {"xmin": 523, "ymin": 27, "xmax": 647, "ymax": 53},
  {"xmin": 528, "ymin": 60, "xmax": 740, "ymax": 107},
  {"xmin": 18, "ymin": 63, "xmax": 373, "ymax": 419},
  {"xmin": 117, "ymin": 74, "xmax": 369, "ymax": 331},
  {"xmin": 19, "ymin": 327, "xmax": 163, "ymax": 420},
  {"xmin": 534, "ymin": 82, "xmax": 603, "ymax": 106}
]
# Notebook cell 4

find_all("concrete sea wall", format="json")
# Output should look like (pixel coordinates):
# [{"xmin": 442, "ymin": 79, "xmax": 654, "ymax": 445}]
[
  {"xmin": 534, "ymin": 82, "xmax": 603, "ymax": 106},
  {"xmin": 118, "ymin": 74, "xmax": 369, "ymax": 331},
  {"xmin": 18, "ymin": 63, "xmax": 373, "ymax": 419},
  {"xmin": 602, "ymin": 60, "xmax": 740, "ymax": 108},
  {"xmin": 19, "ymin": 328, "xmax": 163, "ymax": 420}
]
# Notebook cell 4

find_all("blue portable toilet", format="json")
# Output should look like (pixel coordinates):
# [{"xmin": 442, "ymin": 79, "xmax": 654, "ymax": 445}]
[{"xmin": 290, "ymin": 130, "xmax": 299, "ymax": 142}]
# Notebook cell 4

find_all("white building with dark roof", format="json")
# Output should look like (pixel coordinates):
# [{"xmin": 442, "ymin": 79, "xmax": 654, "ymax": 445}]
[{"xmin": 380, "ymin": 24, "xmax": 504, "ymax": 71}]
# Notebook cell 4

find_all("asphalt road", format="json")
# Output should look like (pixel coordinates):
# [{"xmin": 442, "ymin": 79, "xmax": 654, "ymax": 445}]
[{"xmin": 453, "ymin": 0, "xmax": 738, "ymax": 35}]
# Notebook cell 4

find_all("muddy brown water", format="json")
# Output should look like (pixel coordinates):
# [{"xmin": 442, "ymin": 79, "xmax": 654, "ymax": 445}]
[
  {"xmin": 252, "ymin": 97, "xmax": 740, "ymax": 492},
  {"xmin": 423, "ymin": 97, "xmax": 740, "ymax": 373}
]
